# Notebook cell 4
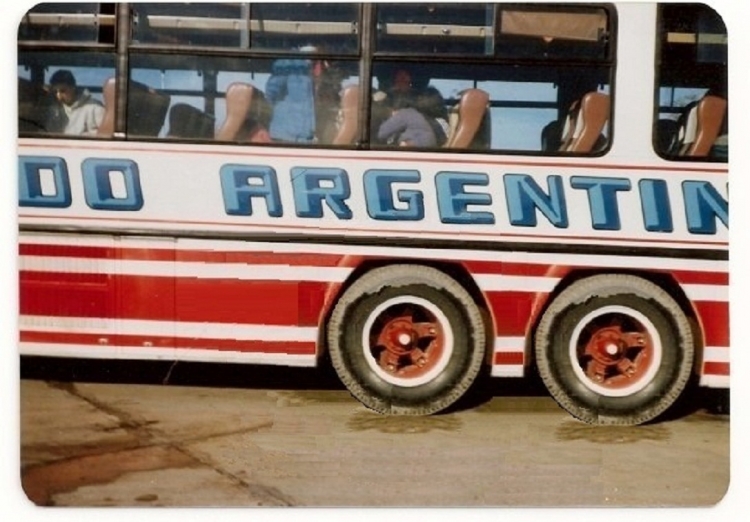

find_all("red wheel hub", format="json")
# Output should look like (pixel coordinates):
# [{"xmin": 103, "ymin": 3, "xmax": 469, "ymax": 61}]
[
  {"xmin": 581, "ymin": 323, "xmax": 652, "ymax": 389},
  {"xmin": 371, "ymin": 309, "xmax": 444, "ymax": 379}
]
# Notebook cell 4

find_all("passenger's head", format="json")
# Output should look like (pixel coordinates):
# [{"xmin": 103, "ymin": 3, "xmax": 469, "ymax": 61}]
[
  {"xmin": 392, "ymin": 69, "xmax": 412, "ymax": 94},
  {"xmin": 49, "ymin": 69, "xmax": 78, "ymax": 106},
  {"xmin": 416, "ymin": 86, "xmax": 447, "ymax": 119}
]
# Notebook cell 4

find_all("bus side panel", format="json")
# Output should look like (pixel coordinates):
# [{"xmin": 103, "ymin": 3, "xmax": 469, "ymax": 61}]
[
  {"xmin": 18, "ymin": 234, "xmax": 346, "ymax": 367},
  {"xmin": 19, "ymin": 235, "xmax": 117, "ymax": 358}
]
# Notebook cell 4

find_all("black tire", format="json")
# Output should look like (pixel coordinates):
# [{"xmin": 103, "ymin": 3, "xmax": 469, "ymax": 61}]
[
  {"xmin": 327, "ymin": 265, "xmax": 486, "ymax": 415},
  {"xmin": 534, "ymin": 274, "xmax": 694, "ymax": 425}
]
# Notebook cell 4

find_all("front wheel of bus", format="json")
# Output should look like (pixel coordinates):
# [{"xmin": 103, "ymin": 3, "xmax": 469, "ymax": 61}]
[
  {"xmin": 327, "ymin": 265, "xmax": 486, "ymax": 415},
  {"xmin": 535, "ymin": 274, "xmax": 694, "ymax": 425}
]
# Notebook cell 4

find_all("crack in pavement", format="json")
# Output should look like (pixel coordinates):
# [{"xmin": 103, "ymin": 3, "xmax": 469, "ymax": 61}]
[{"xmin": 22, "ymin": 381, "xmax": 295, "ymax": 506}]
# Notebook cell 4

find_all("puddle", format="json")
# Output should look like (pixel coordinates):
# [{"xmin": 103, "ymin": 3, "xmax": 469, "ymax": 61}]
[
  {"xmin": 555, "ymin": 421, "xmax": 671, "ymax": 444},
  {"xmin": 347, "ymin": 411, "xmax": 463, "ymax": 434},
  {"xmin": 267, "ymin": 390, "xmax": 355, "ymax": 407},
  {"xmin": 681, "ymin": 410, "xmax": 730, "ymax": 423},
  {"xmin": 22, "ymin": 439, "xmax": 141, "ymax": 464},
  {"xmin": 474, "ymin": 397, "xmax": 561, "ymax": 414},
  {"xmin": 21, "ymin": 445, "xmax": 198, "ymax": 506}
]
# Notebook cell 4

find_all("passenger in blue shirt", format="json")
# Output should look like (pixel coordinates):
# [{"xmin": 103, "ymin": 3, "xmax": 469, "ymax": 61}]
[{"xmin": 266, "ymin": 58, "xmax": 315, "ymax": 143}]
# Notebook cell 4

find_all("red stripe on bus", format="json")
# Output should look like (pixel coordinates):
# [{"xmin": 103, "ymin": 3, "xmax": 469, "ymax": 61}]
[
  {"xmin": 493, "ymin": 351, "xmax": 525, "ymax": 365},
  {"xmin": 19, "ymin": 140, "xmax": 729, "ymax": 174},
  {"xmin": 20, "ymin": 275, "xmax": 329, "ymax": 327},
  {"xmin": 485, "ymin": 292, "xmax": 539, "ymax": 336},
  {"xmin": 20, "ymin": 331, "xmax": 316, "ymax": 355},
  {"xmin": 19, "ymin": 243, "xmax": 345, "ymax": 266},
  {"xmin": 702, "ymin": 362, "xmax": 729, "ymax": 376},
  {"xmin": 463, "ymin": 261, "xmax": 557, "ymax": 277},
  {"xmin": 671, "ymin": 271, "xmax": 729, "ymax": 285},
  {"xmin": 693, "ymin": 301, "xmax": 729, "ymax": 347}
]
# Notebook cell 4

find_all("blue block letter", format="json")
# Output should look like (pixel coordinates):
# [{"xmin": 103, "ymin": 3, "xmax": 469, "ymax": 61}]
[
  {"xmin": 18, "ymin": 156, "xmax": 71, "ymax": 208},
  {"xmin": 364, "ymin": 170, "xmax": 424, "ymax": 221},
  {"xmin": 435, "ymin": 171, "xmax": 494, "ymax": 225},
  {"xmin": 292, "ymin": 167, "xmax": 352, "ymax": 219},
  {"xmin": 570, "ymin": 176, "xmax": 631, "ymax": 230},
  {"xmin": 82, "ymin": 159, "xmax": 143, "ymax": 211},
  {"xmin": 221, "ymin": 165, "xmax": 282, "ymax": 217},
  {"xmin": 682, "ymin": 181, "xmax": 728, "ymax": 234},
  {"xmin": 639, "ymin": 179, "xmax": 673, "ymax": 232},
  {"xmin": 504, "ymin": 174, "xmax": 567, "ymax": 228}
]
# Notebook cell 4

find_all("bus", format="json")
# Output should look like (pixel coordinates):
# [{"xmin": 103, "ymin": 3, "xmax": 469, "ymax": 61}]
[{"xmin": 17, "ymin": 2, "xmax": 729, "ymax": 425}]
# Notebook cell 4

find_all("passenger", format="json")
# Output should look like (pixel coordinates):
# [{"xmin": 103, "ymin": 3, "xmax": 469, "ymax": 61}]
[
  {"xmin": 46, "ymin": 69, "xmax": 105, "ymax": 135},
  {"xmin": 377, "ymin": 93, "xmax": 437, "ymax": 148},
  {"xmin": 415, "ymin": 86, "xmax": 449, "ymax": 146},
  {"xmin": 265, "ymin": 58, "xmax": 315, "ymax": 143},
  {"xmin": 370, "ymin": 90, "xmax": 392, "ymax": 145},
  {"xmin": 311, "ymin": 54, "xmax": 347, "ymax": 144},
  {"xmin": 391, "ymin": 69, "xmax": 413, "ymax": 95}
]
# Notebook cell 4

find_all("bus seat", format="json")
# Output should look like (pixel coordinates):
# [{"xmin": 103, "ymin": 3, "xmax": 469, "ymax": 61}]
[
  {"xmin": 540, "ymin": 119, "xmax": 563, "ymax": 152},
  {"xmin": 96, "ymin": 77, "xmax": 116, "ymax": 137},
  {"xmin": 215, "ymin": 82, "xmax": 272, "ymax": 143},
  {"xmin": 560, "ymin": 92, "xmax": 610, "ymax": 153},
  {"xmin": 167, "ymin": 103, "xmax": 215, "ymax": 139},
  {"xmin": 128, "ymin": 81, "xmax": 170, "ymax": 136},
  {"xmin": 679, "ymin": 95, "xmax": 727, "ymax": 157},
  {"xmin": 655, "ymin": 118, "xmax": 680, "ymax": 156},
  {"xmin": 444, "ymin": 88, "xmax": 490, "ymax": 149},
  {"xmin": 19, "ymin": 77, "xmax": 53, "ymax": 133},
  {"xmin": 332, "ymin": 85, "xmax": 359, "ymax": 145}
]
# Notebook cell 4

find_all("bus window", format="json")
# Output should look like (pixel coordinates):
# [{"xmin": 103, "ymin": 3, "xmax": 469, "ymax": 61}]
[
  {"xmin": 496, "ymin": 5, "xmax": 610, "ymax": 60},
  {"xmin": 18, "ymin": 51, "xmax": 115, "ymax": 136},
  {"xmin": 375, "ymin": 3, "xmax": 495, "ymax": 56},
  {"xmin": 129, "ymin": 53, "xmax": 359, "ymax": 144},
  {"xmin": 18, "ymin": 3, "xmax": 115, "ymax": 44},
  {"xmin": 250, "ymin": 3, "xmax": 359, "ymax": 54},
  {"xmin": 654, "ymin": 4, "xmax": 727, "ymax": 161},
  {"xmin": 370, "ymin": 61, "xmax": 609, "ymax": 153},
  {"xmin": 131, "ymin": 2, "xmax": 359, "ymax": 54},
  {"xmin": 18, "ymin": 3, "xmax": 116, "ymax": 138},
  {"xmin": 370, "ymin": 3, "xmax": 613, "ymax": 154}
]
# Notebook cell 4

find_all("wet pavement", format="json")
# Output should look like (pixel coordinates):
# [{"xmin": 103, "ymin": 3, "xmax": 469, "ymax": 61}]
[{"xmin": 15, "ymin": 359, "xmax": 732, "ymax": 508}]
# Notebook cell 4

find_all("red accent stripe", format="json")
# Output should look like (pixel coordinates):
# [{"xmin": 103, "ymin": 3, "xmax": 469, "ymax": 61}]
[
  {"xmin": 20, "ymin": 331, "xmax": 316, "ymax": 355},
  {"xmin": 20, "ymin": 273, "xmax": 328, "ymax": 327},
  {"xmin": 463, "ymin": 261, "xmax": 557, "ymax": 277},
  {"xmin": 19, "ymin": 139, "xmax": 729, "ymax": 174},
  {"xmin": 693, "ymin": 301, "xmax": 729, "ymax": 347},
  {"xmin": 703, "ymin": 362, "xmax": 729, "ymax": 376},
  {"xmin": 20, "ymin": 279, "xmax": 114, "ymax": 318},
  {"xmin": 486, "ymin": 292, "xmax": 539, "ymax": 336},
  {"xmin": 19, "ymin": 243, "xmax": 344, "ymax": 267},
  {"xmin": 672, "ymin": 270, "xmax": 729, "ymax": 285},
  {"xmin": 493, "ymin": 351, "xmax": 525, "ymax": 365},
  {"xmin": 19, "ymin": 243, "xmax": 113, "ymax": 259}
]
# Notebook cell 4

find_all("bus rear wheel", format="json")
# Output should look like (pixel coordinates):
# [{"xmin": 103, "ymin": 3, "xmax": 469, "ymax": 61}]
[
  {"xmin": 534, "ymin": 274, "xmax": 694, "ymax": 425},
  {"xmin": 327, "ymin": 265, "xmax": 486, "ymax": 415}
]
